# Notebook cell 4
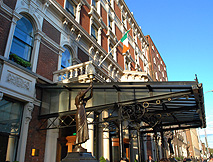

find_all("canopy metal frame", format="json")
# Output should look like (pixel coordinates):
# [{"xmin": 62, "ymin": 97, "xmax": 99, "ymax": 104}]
[{"xmin": 36, "ymin": 81, "xmax": 206, "ymax": 162}]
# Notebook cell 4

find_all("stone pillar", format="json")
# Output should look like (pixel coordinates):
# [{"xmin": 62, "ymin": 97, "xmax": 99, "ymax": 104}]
[
  {"xmin": 17, "ymin": 102, "xmax": 34, "ymax": 162},
  {"xmin": 76, "ymin": 3, "xmax": 82, "ymax": 23},
  {"xmin": 31, "ymin": 31, "xmax": 42, "ymax": 72},
  {"xmin": 103, "ymin": 111, "xmax": 110, "ymax": 161},
  {"xmin": 82, "ymin": 115, "xmax": 94, "ymax": 155},
  {"xmin": 44, "ymin": 120, "xmax": 59, "ymax": 162},
  {"xmin": 98, "ymin": 27, "xmax": 102, "ymax": 45},
  {"xmin": 6, "ymin": 134, "xmax": 16, "ymax": 161}
]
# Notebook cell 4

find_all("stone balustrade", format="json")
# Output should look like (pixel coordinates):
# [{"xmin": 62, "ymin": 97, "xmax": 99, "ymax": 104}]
[
  {"xmin": 53, "ymin": 61, "xmax": 113, "ymax": 83},
  {"xmin": 53, "ymin": 62, "xmax": 151, "ymax": 83}
]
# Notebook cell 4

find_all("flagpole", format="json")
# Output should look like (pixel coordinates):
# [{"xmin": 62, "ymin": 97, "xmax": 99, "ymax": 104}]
[
  {"xmin": 98, "ymin": 28, "xmax": 131, "ymax": 67},
  {"xmin": 98, "ymin": 40, "xmax": 121, "ymax": 67}
]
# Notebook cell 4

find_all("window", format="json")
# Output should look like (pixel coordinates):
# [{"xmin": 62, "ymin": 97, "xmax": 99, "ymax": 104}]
[
  {"xmin": 10, "ymin": 15, "xmax": 34, "ymax": 62},
  {"xmin": 109, "ymin": 44, "xmax": 113, "ymax": 57},
  {"xmin": 66, "ymin": 0, "xmax": 76, "ymax": 17},
  {"xmin": 61, "ymin": 46, "xmax": 72, "ymax": 69},
  {"xmin": 0, "ymin": 98, "xmax": 23, "ymax": 162},
  {"xmin": 92, "ymin": 0, "xmax": 97, "ymax": 8},
  {"xmin": 91, "ymin": 25, "xmax": 98, "ymax": 40},
  {"xmin": 108, "ymin": 16, "xmax": 112, "ymax": 29}
]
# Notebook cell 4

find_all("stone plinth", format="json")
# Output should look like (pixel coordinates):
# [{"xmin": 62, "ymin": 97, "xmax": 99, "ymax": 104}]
[{"xmin": 61, "ymin": 152, "xmax": 98, "ymax": 162}]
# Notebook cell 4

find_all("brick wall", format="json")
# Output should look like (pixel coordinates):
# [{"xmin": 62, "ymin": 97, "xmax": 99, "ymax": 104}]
[
  {"xmin": 101, "ymin": 6, "xmax": 107, "ymax": 26},
  {"xmin": 101, "ymin": 28, "xmax": 108, "ymax": 53},
  {"xmin": 116, "ymin": 45, "xmax": 124, "ymax": 69},
  {"xmin": 25, "ymin": 105, "xmax": 47, "ymax": 162},
  {"xmin": 80, "ymin": 5, "xmax": 90, "ymax": 34},
  {"xmin": 129, "ymin": 44, "xmax": 135, "ymax": 60},
  {"xmin": 0, "ymin": 11, "xmax": 12, "ymax": 56},
  {"xmin": 36, "ymin": 43, "xmax": 58, "ymax": 81},
  {"xmin": 42, "ymin": 19, "xmax": 60, "ymax": 44},
  {"xmin": 115, "ymin": 25, "xmax": 122, "ymax": 41},
  {"xmin": 137, "ymin": 37, "xmax": 142, "ymax": 51},
  {"xmin": 114, "ymin": 1, "xmax": 121, "ymax": 21},
  {"xmin": 3, "ymin": 0, "xmax": 17, "ymax": 10},
  {"xmin": 56, "ymin": 0, "xmax": 65, "ymax": 7},
  {"xmin": 139, "ymin": 57, "xmax": 144, "ymax": 71},
  {"xmin": 146, "ymin": 35, "xmax": 167, "ymax": 81}
]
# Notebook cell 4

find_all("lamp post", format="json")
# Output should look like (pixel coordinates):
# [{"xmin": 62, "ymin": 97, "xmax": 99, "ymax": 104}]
[{"xmin": 204, "ymin": 90, "xmax": 213, "ymax": 159}]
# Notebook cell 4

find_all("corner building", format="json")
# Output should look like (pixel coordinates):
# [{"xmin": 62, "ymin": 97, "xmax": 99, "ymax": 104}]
[
  {"xmin": 146, "ymin": 35, "xmax": 167, "ymax": 82},
  {"xmin": 0, "ymin": 0, "xmax": 169, "ymax": 162}
]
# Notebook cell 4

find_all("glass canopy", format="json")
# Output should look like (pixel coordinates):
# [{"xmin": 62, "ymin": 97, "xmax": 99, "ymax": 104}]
[{"xmin": 37, "ymin": 81, "xmax": 206, "ymax": 132}]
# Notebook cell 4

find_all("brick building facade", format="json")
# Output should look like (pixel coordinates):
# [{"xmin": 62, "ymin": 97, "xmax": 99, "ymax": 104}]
[
  {"xmin": 146, "ymin": 35, "xmax": 167, "ymax": 82},
  {"xmin": 0, "ymin": 0, "xmax": 169, "ymax": 162}
]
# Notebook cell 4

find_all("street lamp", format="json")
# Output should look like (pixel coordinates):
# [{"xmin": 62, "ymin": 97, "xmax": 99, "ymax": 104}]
[{"xmin": 204, "ymin": 90, "xmax": 213, "ymax": 159}]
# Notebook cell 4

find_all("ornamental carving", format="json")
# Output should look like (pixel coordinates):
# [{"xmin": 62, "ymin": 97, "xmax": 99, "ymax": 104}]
[{"xmin": 7, "ymin": 72, "xmax": 30, "ymax": 91}]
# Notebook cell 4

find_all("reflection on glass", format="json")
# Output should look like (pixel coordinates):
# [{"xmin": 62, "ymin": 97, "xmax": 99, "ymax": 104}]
[
  {"xmin": 10, "ymin": 16, "xmax": 34, "ymax": 61},
  {"xmin": 61, "ymin": 46, "xmax": 72, "ymax": 69},
  {"xmin": 66, "ymin": 0, "xmax": 76, "ymax": 16}
]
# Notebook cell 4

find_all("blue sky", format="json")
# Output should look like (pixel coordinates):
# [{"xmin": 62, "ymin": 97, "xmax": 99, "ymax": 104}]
[{"xmin": 124, "ymin": 0, "xmax": 213, "ymax": 148}]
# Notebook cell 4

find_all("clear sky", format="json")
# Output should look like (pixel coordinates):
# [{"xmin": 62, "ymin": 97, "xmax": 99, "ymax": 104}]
[{"xmin": 124, "ymin": 0, "xmax": 213, "ymax": 148}]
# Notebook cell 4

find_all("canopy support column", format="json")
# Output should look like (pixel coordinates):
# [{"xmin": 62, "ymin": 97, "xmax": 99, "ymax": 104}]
[
  {"xmin": 119, "ymin": 106, "xmax": 125, "ymax": 160},
  {"xmin": 154, "ymin": 131, "xmax": 160, "ymax": 162}
]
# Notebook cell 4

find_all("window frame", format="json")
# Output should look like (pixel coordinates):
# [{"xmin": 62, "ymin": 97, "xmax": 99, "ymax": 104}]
[
  {"xmin": 91, "ymin": 25, "xmax": 98, "ymax": 40},
  {"xmin": 92, "ymin": 0, "xmax": 97, "ymax": 9},
  {"xmin": 66, "ymin": 0, "xmax": 76, "ymax": 17},
  {"xmin": 61, "ymin": 46, "xmax": 73, "ymax": 69},
  {"xmin": 10, "ymin": 15, "xmax": 34, "ymax": 63}
]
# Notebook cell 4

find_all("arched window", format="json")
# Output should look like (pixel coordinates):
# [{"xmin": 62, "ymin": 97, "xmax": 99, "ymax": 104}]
[
  {"xmin": 10, "ymin": 15, "xmax": 34, "ymax": 63},
  {"xmin": 61, "ymin": 46, "xmax": 72, "ymax": 69}
]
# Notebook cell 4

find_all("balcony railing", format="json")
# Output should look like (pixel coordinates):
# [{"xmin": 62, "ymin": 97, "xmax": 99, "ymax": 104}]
[
  {"xmin": 53, "ymin": 61, "xmax": 116, "ymax": 83},
  {"xmin": 53, "ymin": 61, "xmax": 152, "ymax": 83}
]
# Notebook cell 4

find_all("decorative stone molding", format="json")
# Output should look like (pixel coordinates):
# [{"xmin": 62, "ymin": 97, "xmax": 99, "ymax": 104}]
[
  {"xmin": 25, "ymin": 102, "xmax": 34, "ymax": 124},
  {"xmin": 63, "ymin": 18, "xmax": 69, "ymax": 26},
  {"xmin": 76, "ymin": 33, "xmax": 82, "ymax": 41},
  {"xmin": 42, "ymin": 0, "xmax": 51, "ymax": 11},
  {"xmin": 7, "ymin": 72, "xmax": 30, "ymax": 91},
  {"xmin": 70, "ymin": 25, "xmax": 76, "ymax": 34},
  {"xmin": 89, "ymin": 45, "xmax": 94, "ymax": 54}
]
